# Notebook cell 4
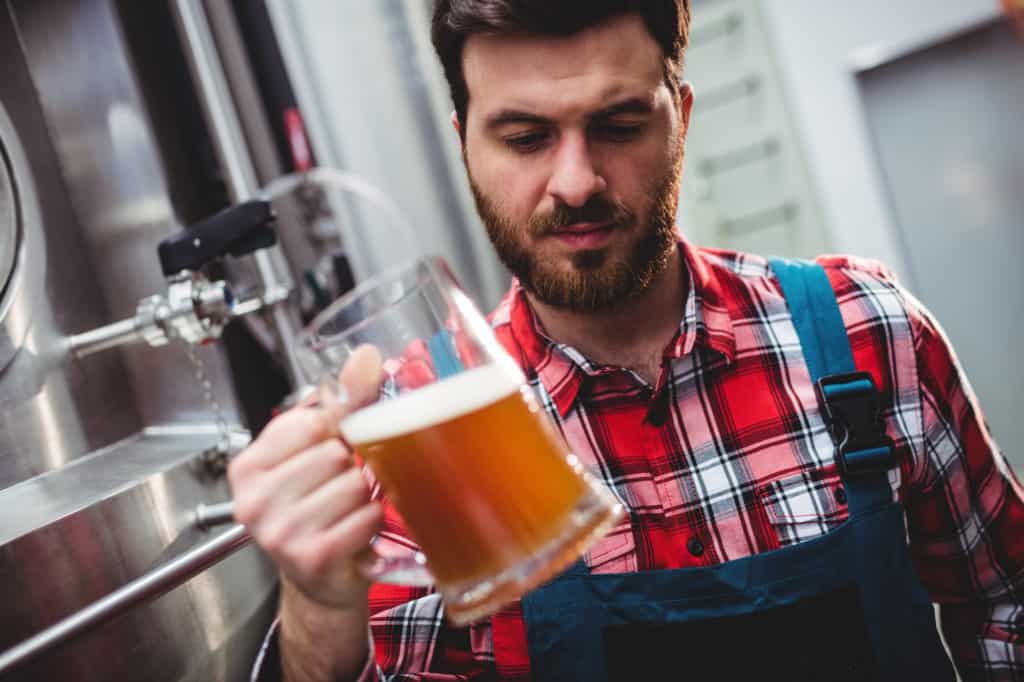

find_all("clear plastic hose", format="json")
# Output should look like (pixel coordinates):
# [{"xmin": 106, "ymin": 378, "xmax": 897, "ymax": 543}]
[{"xmin": 258, "ymin": 166, "xmax": 420, "ymax": 261}]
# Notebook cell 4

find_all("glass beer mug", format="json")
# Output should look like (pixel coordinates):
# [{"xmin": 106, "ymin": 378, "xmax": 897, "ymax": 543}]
[{"xmin": 295, "ymin": 257, "xmax": 623, "ymax": 625}]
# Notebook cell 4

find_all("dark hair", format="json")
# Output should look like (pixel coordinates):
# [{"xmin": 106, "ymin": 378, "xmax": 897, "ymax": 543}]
[{"xmin": 431, "ymin": 0, "xmax": 691, "ymax": 135}]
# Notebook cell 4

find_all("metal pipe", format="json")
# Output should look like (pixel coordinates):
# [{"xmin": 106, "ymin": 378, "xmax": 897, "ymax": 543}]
[
  {"xmin": 170, "ymin": 0, "xmax": 304, "ymax": 386},
  {"xmin": 171, "ymin": 0, "xmax": 258, "ymax": 201},
  {"xmin": 194, "ymin": 501, "xmax": 237, "ymax": 530},
  {"xmin": 231, "ymin": 284, "xmax": 290, "ymax": 318},
  {"xmin": 0, "ymin": 524, "xmax": 251, "ymax": 675},
  {"xmin": 65, "ymin": 317, "xmax": 143, "ymax": 358}
]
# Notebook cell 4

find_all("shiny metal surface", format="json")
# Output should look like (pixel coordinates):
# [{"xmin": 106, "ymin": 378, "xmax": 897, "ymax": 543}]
[
  {"xmin": 0, "ymin": 97, "xmax": 40, "ymax": 376},
  {"xmin": 67, "ymin": 274, "xmax": 289, "ymax": 358},
  {"xmin": 0, "ymin": 426, "xmax": 250, "ymax": 547},
  {"xmin": 0, "ymin": 441, "xmax": 276, "ymax": 681},
  {"xmin": 0, "ymin": 0, "xmax": 278, "ymax": 679},
  {"xmin": 171, "ymin": 0, "xmax": 304, "ymax": 387},
  {"xmin": 0, "ymin": 525, "xmax": 251, "ymax": 675},
  {"xmin": 11, "ymin": 0, "xmax": 243, "ymax": 430},
  {"xmin": 65, "ymin": 316, "xmax": 145, "ymax": 358},
  {"xmin": 0, "ymin": 136, "xmax": 16, "ymax": 301},
  {"xmin": 195, "ymin": 501, "xmax": 242, "ymax": 530},
  {"xmin": 0, "ymin": 5, "xmax": 140, "ymax": 489}
]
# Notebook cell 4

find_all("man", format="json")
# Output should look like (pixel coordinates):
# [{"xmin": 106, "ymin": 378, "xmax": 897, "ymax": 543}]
[{"xmin": 231, "ymin": 2, "xmax": 1024, "ymax": 680}]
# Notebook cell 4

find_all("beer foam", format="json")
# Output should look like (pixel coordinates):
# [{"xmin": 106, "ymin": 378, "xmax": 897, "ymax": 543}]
[{"xmin": 340, "ymin": 362, "xmax": 525, "ymax": 444}]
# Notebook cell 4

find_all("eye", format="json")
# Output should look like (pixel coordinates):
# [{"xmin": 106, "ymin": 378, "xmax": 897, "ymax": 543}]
[
  {"xmin": 503, "ymin": 131, "xmax": 551, "ymax": 154},
  {"xmin": 593, "ymin": 122, "xmax": 644, "ymax": 142}
]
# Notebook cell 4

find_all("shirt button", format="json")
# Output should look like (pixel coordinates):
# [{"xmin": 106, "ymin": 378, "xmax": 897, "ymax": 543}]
[
  {"xmin": 687, "ymin": 536, "xmax": 705, "ymax": 557},
  {"xmin": 834, "ymin": 486, "xmax": 847, "ymax": 505}
]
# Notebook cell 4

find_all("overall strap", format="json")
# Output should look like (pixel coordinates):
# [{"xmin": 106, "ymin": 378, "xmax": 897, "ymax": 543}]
[
  {"xmin": 768, "ymin": 259, "xmax": 897, "ymax": 515},
  {"xmin": 428, "ymin": 331, "xmax": 464, "ymax": 379}
]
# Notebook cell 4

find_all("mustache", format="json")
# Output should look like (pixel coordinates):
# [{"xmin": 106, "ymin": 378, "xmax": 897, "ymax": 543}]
[{"xmin": 527, "ymin": 197, "xmax": 635, "ymax": 238}]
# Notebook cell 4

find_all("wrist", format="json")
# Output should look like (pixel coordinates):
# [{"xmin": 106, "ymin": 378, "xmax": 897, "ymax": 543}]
[{"xmin": 279, "ymin": 578, "xmax": 373, "ymax": 682}]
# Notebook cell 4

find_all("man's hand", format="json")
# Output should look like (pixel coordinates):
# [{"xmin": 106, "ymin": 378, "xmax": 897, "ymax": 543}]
[{"xmin": 228, "ymin": 345, "xmax": 386, "ymax": 681}]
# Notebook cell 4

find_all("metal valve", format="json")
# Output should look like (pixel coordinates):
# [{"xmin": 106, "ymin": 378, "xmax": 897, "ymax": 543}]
[
  {"xmin": 133, "ymin": 273, "xmax": 235, "ymax": 347},
  {"xmin": 66, "ymin": 200, "xmax": 287, "ymax": 358}
]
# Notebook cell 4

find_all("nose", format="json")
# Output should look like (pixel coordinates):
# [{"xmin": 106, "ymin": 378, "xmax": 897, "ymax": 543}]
[{"xmin": 546, "ymin": 133, "xmax": 607, "ymax": 209}]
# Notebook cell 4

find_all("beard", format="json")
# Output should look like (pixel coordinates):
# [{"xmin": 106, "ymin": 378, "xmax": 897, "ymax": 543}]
[{"xmin": 469, "ymin": 142, "xmax": 683, "ymax": 314}]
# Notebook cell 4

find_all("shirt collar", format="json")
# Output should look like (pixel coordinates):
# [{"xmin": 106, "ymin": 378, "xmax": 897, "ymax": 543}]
[{"xmin": 501, "ymin": 237, "xmax": 737, "ymax": 418}]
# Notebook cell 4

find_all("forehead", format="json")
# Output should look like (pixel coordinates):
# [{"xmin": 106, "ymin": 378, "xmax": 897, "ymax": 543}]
[{"xmin": 462, "ymin": 14, "xmax": 665, "ymax": 120}]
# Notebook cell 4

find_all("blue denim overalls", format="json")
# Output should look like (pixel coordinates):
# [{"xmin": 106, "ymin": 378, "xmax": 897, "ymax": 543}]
[{"xmin": 519, "ymin": 260, "xmax": 957, "ymax": 681}]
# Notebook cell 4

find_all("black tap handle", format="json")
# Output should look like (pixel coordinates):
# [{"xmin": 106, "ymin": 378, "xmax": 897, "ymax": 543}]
[{"xmin": 158, "ymin": 200, "xmax": 277, "ymax": 276}]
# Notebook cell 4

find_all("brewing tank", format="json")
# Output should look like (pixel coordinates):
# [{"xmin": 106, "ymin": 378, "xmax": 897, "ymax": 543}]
[{"xmin": 0, "ymin": 0, "xmax": 285, "ymax": 679}]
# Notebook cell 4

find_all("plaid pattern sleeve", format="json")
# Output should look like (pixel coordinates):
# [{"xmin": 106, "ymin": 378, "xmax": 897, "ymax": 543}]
[
  {"xmin": 364, "ymin": 502, "xmax": 498, "ymax": 680},
  {"xmin": 252, "ymin": 242, "xmax": 1021, "ymax": 681},
  {"xmin": 893, "ymin": 284, "xmax": 1024, "ymax": 680}
]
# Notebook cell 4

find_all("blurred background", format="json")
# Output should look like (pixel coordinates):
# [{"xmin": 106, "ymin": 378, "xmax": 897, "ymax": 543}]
[
  {"xmin": 0, "ymin": 0, "xmax": 1019, "ymax": 680},
  {"xmin": 272, "ymin": 0, "xmax": 1022, "ymax": 453}
]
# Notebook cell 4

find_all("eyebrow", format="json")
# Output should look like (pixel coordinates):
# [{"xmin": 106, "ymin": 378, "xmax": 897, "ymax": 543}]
[{"xmin": 484, "ymin": 97, "xmax": 655, "ymax": 132}]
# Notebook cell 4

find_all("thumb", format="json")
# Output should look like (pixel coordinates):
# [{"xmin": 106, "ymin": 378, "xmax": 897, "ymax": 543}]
[
  {"xmin": 341, "ymin": 344, "xmax": 385, "ymax": 409},
  {"xmin": 324, "ymin": 344, "xmax": 384, "ymax": 426}
]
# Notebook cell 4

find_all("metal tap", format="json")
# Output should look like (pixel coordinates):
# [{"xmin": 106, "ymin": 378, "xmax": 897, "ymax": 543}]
[{"xmin": 67, "ymin": 199, "xmax": 288, "ymax": 358}]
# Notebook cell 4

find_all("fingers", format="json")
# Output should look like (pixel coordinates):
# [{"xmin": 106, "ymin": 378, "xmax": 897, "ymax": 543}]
[
  {"xmin": 238, "ymin": 345, "xmax": 384, "ymax": 472},
  {"xmin": 288, "ymin": 466, "xmax": 374, "ymax": 533},
  {"xmin": 256, "ymin": 438, "xmax": 354, "ymax": 511},
  {"xmin": 239, "ymin": 406, "xmax": 343, "ymax": 472},
  {"xmin": 225, "ymin": 343, "xmax": 390, "ymax": 606},
  {"xmin": 262, "ymin": 502, "xmax": 385, "ymax": 583},
  {"xmin": 249, "ymin": 466, "xmax": 372, "ymax": 556},
  {"xmin": 308, "ymin": 503, "xmax": 386, "ymax": 574},
  {"xmin": 339, "ymin": 344, "xmax": 385, "ymax": 410}
]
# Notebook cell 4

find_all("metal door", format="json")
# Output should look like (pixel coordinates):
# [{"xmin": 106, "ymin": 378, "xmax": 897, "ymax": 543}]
[{"xmin": 857, "ymin": 18, "xmax": 1024, "ymax": 463}]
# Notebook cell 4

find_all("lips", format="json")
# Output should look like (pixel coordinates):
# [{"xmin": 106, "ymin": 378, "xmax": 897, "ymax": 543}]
[
  {"xmin": 552, "ymin": 221, "xmax": 613, "ymax": 235},
  {"xmin": 549, "ymin": 222, "xmax": 616, "ymax": 249}
]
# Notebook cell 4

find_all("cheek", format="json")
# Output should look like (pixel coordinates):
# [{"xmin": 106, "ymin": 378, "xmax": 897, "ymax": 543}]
[
  {"xmin": 505, "ymin": 177, "xmax": 548, "ymax": 227},
  {"xmin": 607, "ymin": 137, "xmax": 678, "ymax": 203},
  {"xmin": 471, "ymin": 152, "xmax": 547, "ymax": 225},
  {"xmin": 602, "ymin": 155, "xmax": 656, "ymax": 208}
]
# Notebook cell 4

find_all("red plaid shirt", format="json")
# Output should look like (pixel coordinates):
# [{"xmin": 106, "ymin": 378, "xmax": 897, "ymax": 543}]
[{"xmin": 253, "ymin": 241, "xmax": 1023, "ymax": 681}]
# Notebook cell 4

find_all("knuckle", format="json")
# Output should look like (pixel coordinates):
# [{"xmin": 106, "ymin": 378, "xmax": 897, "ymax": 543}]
[
  {"xmin": 257, "ymin": 528, "xmax": 281, "ymax": 555},
  {"xmin": 367, "ymin": 503, "xmax": 386, "ymax": 532},
  {"xmin": 353, "ymin": 478, "xmax": 373, "ymax": 505},
  {"xmin": 226, "ymin": 457, "xmax": 252, "ymax": 490},
  {"xmin": 231, "ymin": 495, "xmax": 252, "ymax": 525},
  {"xmin": 226, "ymin": 462, "xmax": 242, "ymax": 491},
  {"xmin": 258, "ymin": 413, "xmax": 290, "ymax": 440},
  {"xmin": 258, "ymin": 519, "xmax": 292, "ymax": 555},
  {"xmin": 340, "ymin": 468, "xmax": 371, "ymax": 503},
  {"xmin": 232, "ymin": 486, "xmax": 272, "ymax": 526},
  {"xmin": 325, "ymin": 441, "xmax": 351, "ymax": 469},
  {"xmin": 302, "ymin": 411, "xmax": 329, "ymax": 441}
]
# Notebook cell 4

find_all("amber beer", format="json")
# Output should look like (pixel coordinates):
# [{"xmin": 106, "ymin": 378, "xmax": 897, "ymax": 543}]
[{"xmin": 341, "ymin": 362, "xmax": 590, "ymax": 587}]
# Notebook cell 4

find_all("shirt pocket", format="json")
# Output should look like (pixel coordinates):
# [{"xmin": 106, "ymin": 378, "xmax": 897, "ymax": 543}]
[
  {"xmin": 584, "ymin": 525, "xmax": 636, "ymax": 574},
  {"xmin": 758, "ymin": 470, "xmax": 849, "ymax": 548}
]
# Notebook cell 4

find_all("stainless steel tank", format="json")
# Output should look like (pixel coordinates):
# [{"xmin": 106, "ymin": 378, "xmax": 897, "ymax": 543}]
[{"xmin": 0, "ymin": 0, "xmax": 285, "ymax": 679}]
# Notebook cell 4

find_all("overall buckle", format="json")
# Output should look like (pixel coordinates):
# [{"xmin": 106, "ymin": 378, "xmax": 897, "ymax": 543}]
[{"xmin": 815, "ymin": 372, "xmax": 896, "ymax": 477}]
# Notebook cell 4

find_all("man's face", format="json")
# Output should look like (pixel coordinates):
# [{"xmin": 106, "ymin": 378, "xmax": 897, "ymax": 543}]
[{"xmin": 460, "ymin": 14, "xmax": 692, "ymax": 313}]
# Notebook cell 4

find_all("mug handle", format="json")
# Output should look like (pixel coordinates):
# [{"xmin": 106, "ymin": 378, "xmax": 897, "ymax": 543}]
[
  {"xmin": 354, "ymin": 546, "xmax": 433, "ymax": 586},
  {"xmin": 316, "ymin": 376, "xmax": 435, "ymax": 587}
]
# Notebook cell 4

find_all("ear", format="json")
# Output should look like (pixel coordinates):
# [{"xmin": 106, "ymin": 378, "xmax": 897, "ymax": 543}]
[
  {"xmin": 678, "ymin": 81, "xmax": 695, "ymax": 131},
  {"xmin": 450, "ymin": 110, "xmax": 462, "ymax": 137}
]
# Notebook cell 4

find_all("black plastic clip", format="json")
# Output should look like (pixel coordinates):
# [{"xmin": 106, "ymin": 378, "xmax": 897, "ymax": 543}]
[
  {"xmin": 815, "ymin": 372, "xmax": 896, "ymax": 477},
  {"xmin": 158, "ymin": 200, "xmax": 277, "ymax": 276}
]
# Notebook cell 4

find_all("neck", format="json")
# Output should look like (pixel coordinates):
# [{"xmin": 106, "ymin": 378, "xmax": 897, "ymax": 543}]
[{"xmin": 526, "ymin": 246, "xmax": 687, "ymax": 373}]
